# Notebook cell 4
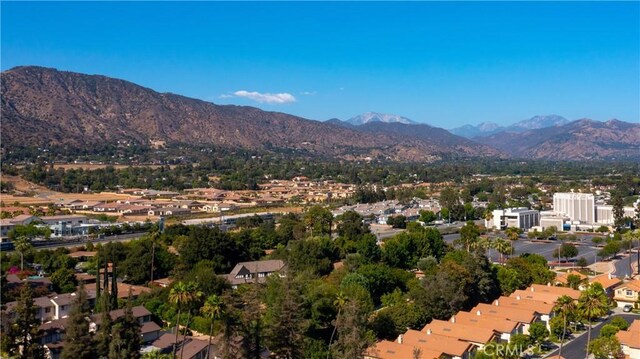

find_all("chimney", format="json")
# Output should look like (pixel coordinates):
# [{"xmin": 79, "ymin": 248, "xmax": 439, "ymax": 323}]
[
  {"xmin": 531, "ymin": 287, "xmax": 535, "ymax": 292},
  {"xmin": 426, "ymin": 328, "xmax": 432, "ymax": 335},
  {"xmin": 476, "ymin": 310, "xmax": 482, "ymax": 316},
  {"xmin": 608, "ymin": 273, "xmax": 612, "ymax": 279},
  {"xmin": 397, "ymin": 334, "xmax": 403, "ymax": 344},
  {"xmin": 494, "ymin": 299, "xmax": 499, "ymax": 306},
  {"xmin": 516, "ymin": 295, "xmax": 521, "ymax": 300},
  {"xmin": 451, "ymin": 315, "xmax": 456, "ymax": 323}
]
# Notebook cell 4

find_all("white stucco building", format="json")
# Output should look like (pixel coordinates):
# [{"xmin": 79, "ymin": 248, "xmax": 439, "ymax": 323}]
[{"xmin": 487, "ymin": 208, "xmax": 540, "ymax": 230}]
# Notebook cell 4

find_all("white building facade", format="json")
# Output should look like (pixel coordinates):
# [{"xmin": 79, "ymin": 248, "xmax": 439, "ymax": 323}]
[
  {"xmin": 553, "ymin": 193, "xmax": 595, "ymax": 224},
  {"xmin": 488, "ymin": 208, "xmax": 540, "ymax": 230}
]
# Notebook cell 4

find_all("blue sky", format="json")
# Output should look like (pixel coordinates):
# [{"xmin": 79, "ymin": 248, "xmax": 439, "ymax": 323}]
[{"xmin": 2, "ymin": 1, "xmax": 639, "ymax": 128}]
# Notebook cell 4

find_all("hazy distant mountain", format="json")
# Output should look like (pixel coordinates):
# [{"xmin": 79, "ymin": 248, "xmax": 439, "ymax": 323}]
[
  {"xmin": 450, "ymin": 115, "xmax": 569, "ymax": 138},
  {"xmin": 449, "ymin": 122, "xmax": 502, "ymax": 138},
  {"xmin": 346, "ymin": 112, "xmax": 416, "ymax": 126},
  {"xmin": 0, "ymin": 66, "xmax": 500, "ymax": 162},
  {"xmin": 475, "ymin": 119, "xmax": 640, "ymax": 160},
  {"xmin": 505, "ymin": 115, "xmax": 569, "ymax": 132}
]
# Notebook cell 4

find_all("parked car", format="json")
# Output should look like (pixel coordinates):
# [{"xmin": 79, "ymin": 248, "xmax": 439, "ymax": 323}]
[{"xmin": 623, "ymin": 304, "xmax": 633, "ymax": 312}]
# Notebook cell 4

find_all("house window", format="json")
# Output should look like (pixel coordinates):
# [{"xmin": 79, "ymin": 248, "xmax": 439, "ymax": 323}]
[
  {"xmin": 626, "ymin": 290, "xmax": 633, "ymax": 296},
  {"xmin": 45, "ymin": 307, "xmax": 51, "ymax": 313}
]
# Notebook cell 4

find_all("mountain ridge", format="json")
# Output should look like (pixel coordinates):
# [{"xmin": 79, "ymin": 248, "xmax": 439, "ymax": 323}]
[{"xmin": 0, "ymin": 66, "xmax": 500, "ymax": 162}]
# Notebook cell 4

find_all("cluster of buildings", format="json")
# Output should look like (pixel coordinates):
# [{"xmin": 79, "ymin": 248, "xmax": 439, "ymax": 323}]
[
  {"xmin": 366, "ymin": 276, "xmax": 640, "ymax": 359},
  {"xmin": 485, "ymin": 192, "xmax": 638, "ymax": 232},
  {"xmin": 332, "ymin": 199, "xmax": 441, "ymax": 225}
]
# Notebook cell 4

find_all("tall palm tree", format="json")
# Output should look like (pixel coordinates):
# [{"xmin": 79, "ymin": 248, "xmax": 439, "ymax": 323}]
[
  {"xmin": 169, "ymin": 281, "xmax": 202, "ymax": 359},
  {"xmin": 504, "ymin": 227, "xmax": 521, "ymax": 257},
  {"xmin": 578, "ymin": 283, "xmax": 609, "ymax": 359},
  {"xmin": 148, "ymin": 229, "xmax": 160, "ymax": 284},
  {"xmin": 201, "ymin": 294, "xmax": 225, "ymax": 359},
  {"xmin": 492, "ymin": 238, "xmax": 511, "ymax": 263},
  {"xmin": 553, "ymin": 295, "xmax": 576, "ymax": 358},
  {"xmin": 14, "ymin": 236, "xmax": 32, "ymax": 271},
  {"xmin": 327, "ymin": 291, "xmax": 347, "ymax": 359}
]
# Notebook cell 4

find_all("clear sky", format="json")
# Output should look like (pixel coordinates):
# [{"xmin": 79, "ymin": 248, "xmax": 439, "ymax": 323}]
[{"xmin": 2, "ymin": 1, "xmax": 639, "ymax": 128}]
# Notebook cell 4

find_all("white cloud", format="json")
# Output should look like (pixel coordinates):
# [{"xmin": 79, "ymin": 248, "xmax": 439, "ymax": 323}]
[
  {"xmin": 301, "ymin": 91, "xmax": 317, "ymax": 96},
  {"xmin": 233, "ymin": 90, "xmax": 296, "ymax": 104},
  {"xmin": 218, "ymin": 94, "xmax": 233, "ymax": 99}
]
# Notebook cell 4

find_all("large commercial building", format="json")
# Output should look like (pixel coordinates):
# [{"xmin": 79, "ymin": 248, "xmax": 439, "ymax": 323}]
[
  {"xmin": 553, "ymin": 192, "xmax": 636, "ymax": 225},
  {"xmin": 488, "ymin": 208, "xmax": 540, "ymax": 230},
  {"xmin": 553, "ymin": 193, "xmax": 596, "ymax": 224}
]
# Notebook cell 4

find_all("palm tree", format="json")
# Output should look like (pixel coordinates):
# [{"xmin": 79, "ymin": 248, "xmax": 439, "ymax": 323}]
[
  {"xmin": 169, "ymin": 281, "xmax": 202, "ymax": 359},
  {"xmin": 492, "ymin": 238, "xmax": 511, "ymax": 263},
  {"xmin": 201, "ymin": 294, "xmax": 225, "ymax": 359},
  {"xmin": 148, "ymin": 229, "xmax": 160, "ymax": 284},
  {"xmin": 553, "ymin": 295, "xmax": 576, "ymax": 358},
  {"xmin": 504, "ymin": 227, "xmax": 521, "ymax": 257},
  {"xmin": 578, "ymin": 283, "xmax": 609, "ymax": 359},
  {"xmin": 327, "ymin": 291, "xmax": 347, "ymax": 359},
  {"xmin": 484, "ymin": 209, "xmax": 494, "ymax": 229},
  {"xmin": 14, "ymin": 236, "xmax": 32, "ymax": 271}
]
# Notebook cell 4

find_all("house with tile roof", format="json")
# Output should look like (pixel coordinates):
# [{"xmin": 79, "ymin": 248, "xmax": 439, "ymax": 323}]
[
  {"xmin": 616, "ymin": 319, "xmax": 640, "ymax": 359},
  {"xmin": 613, "ymin": 279, "xmax": 640, "ymax": 308}
]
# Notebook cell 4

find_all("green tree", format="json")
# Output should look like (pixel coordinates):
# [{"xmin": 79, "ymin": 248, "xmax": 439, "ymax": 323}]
[
  {"xmin": 504, "ymin": 227, "xmax": 522, "ymax": 257},
  {"xmin": 108, "ymin": 299, "xmax": 141, "ymax": 359},
  {"xmin": 458, "ymin": 221, "xmax": 480, "ymax": 253},
  {"xmin": 579, "ymin": 283, "xmax": 610, "ymax": 359},
  {"xmin": 264, "ymin": 274, "xmax": 306, "ymax": 358},
  {"xmin": 612, "ymin": 194, "xmax": 625, "ymax": 229},
  {"xmin": 588, "ymin": 336, "xmax": 623, "ymax": 359},
  {"xmin": 577, "ymin": 257, "xmax": 588, "ymax": 269},
  {"xmin": 610, "ymin": 316, "xmax": 630, "ymax": 330},
  {"xmin": 201, "ymin": 295, "xmax": 225, "ymax": 359},
  {"xmin": 327, "ymin": 291, "xmax": 346, "ymax": 358},
  {"xmin": 528, "ymin": 322, "xmax": 549, "ymax": 344},
  {"xmin": 61, "ymin": 286, "xmax": 95, "ymax": 359},
  {"xmin": 552, "ymin": 295, "xmax": 576, "ymax": 357},
  {"xmin": 386, "ymin": 215, "xmax": 407, "ymax": 229},
  {"xmin": 13, "ymin": 236, "xmax": 32, "ymax": 271},
  {"xmin": 566, "ymin": 274, "xmax": 585, "ymax": 290},
  {"xmin": 303, "ymin": 206, "xmax": 333, "ymax": 236},
  {"xmin": 599, "ymin": 324, "xmax": 620, "ymax": 338},
  {"xmin": 95, "ymin": 295, "xmax": 112, "ymax": 358},
  {"xmin": 419, "ymin": 210, "xmax": 437, "ymax": 224},
  {"xmin": 330, "ymin": 298, "xmax": 374, "ymax": 359},
  {"xmin": 439, "ymin": 187, "xmax": 459, "ymax": 213},
  {"xmin": 51, "ymin": 267, "xmax": 78, "ymax": 293},
  {"xmin": 492, "ymin": 237, "xmax": 511, "ymax": 262},
  {"xmin": 169, "ymin": 281, "xmax": 202, "ymax": 359},
  {"xmin": 553, "ymin": 243, "xmax": 579, "ymax": 262},
  {"xmin": 3, "ymin": 285, "xmax": 44, "ymax": 359}
]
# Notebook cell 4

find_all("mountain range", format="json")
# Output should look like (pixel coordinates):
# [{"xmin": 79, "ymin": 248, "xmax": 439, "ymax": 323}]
[
  {"xmin": 0, "ymin": 66, "xmax": 499, "ymax": 162},
  {"xmin": 1, "ymin": 66, "xmax": 638, "ymax": 162},
  {"xmin": 450, "ymin": 115, "xmax": 570, "ymax": 138}
]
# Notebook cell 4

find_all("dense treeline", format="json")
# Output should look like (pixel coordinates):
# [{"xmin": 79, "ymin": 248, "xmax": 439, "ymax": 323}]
[{"xmin": 4, "ymin": 144, "xmax": 640, "ymax": 192}]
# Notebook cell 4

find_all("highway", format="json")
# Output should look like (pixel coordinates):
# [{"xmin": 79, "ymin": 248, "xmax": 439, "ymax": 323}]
[{"xmin": 0, "ymin": 232, "xmax": 146, "ymax": 252}]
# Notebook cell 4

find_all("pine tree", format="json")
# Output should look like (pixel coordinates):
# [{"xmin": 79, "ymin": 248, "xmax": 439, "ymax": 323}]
[
  {"xmin": 264, "ymin": 275, "xmax": 305, "ymax": 359},
  {"xmin": 330, "ymin": 299, "xmax": 374, "ymax": 359},
  {"xmin": 108, "ymin": 297, "xmax": 141, "ymax": 359},
  {"xmin": 61, "ymin": 285, "xmax": 95, "ymax": 359},
  {"xmin": 111, "ymin": 260, "xmax": 118, "ymax": 310},
  {"xmin": 95, "ymin": 295, "xmax": 112, "ymax": 358},
  {"xmin": 5, "ymin": 285, "xmax": 44, "ymax": 359}
]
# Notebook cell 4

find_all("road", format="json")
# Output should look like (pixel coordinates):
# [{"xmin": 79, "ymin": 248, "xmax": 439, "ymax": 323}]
[
  {"xmin": 613, "ymin": 250, "xmax": 640, "ymax": 278},
  {"xmin": 0, "ymin": 232, "xmax": 145, "ymax": 252},
  {"xmin": 545, "ymin": 312, "xmax": 639, "ymax": 359}
]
